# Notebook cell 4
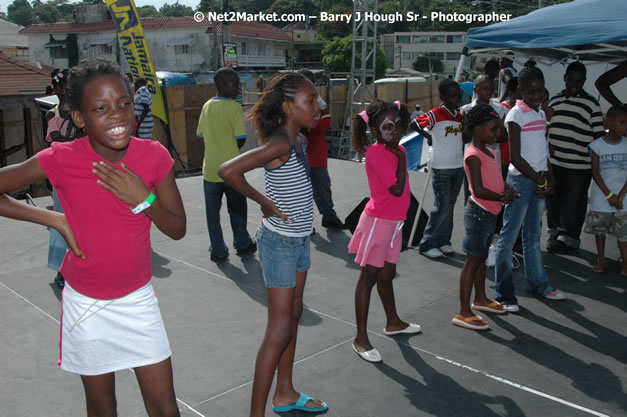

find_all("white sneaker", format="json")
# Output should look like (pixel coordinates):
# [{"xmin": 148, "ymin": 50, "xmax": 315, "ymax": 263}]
[
  {"xmin": 439, "ymin": 245, "xmax": 454, "ymax": 255},
  {"xmin": 486, "ymin": 245, "xmax": 496, "ymax": 267},
  {"xmin": 544, "ymin": 290, "xmax": 565, "ymax": 300},
  {"xmin": 503, "ymin": 304, "xmax": 520, "ymax": 313},
  {"xmin": 421, "ymin": 248, "xmax": 444, "ymax": 259}
]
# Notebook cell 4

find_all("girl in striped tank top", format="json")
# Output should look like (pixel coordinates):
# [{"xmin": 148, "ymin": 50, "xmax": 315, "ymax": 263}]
[
  {"xmin": 349, "ymin": 100, "xmax": 422, "ymax": 364},
  {"xmin": 219, "ymin": 72, "xmax": 327, "ymax": 416}
]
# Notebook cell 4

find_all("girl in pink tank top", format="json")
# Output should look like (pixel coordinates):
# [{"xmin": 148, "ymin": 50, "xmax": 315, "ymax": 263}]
[{"xmin": 453, "ymin": 104, "xmax": 518, "ymax": 331}]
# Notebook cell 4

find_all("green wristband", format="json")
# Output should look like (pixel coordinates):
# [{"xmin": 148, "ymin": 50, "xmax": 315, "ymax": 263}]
[
  {"xmin": 605, "ymin": 192, "xmax": 614, "ymax": 200},
  {"xmin": 131, "ymin": 192, "xmax": 156, "ymax": 214}
]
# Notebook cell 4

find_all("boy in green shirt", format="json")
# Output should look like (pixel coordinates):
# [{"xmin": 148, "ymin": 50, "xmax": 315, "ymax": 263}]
[{"xmin": 197, "ymin": 68, "xmax": 256, "ymax": 261}]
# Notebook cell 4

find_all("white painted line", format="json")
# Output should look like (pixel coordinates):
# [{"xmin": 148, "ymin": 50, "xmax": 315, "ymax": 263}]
[
  {"xmin": 157, "ymin": 253, "xmax": 612, "ymax": 417},
  {"xmin": 0, "ymin": 280, "xmax": 206, "ymax": 417},
  {"xmin": 0, "ymin": 281, "xmax": 59, "ymax": 324}
]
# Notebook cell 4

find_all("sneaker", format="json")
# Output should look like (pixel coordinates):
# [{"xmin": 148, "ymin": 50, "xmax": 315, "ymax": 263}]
[
  {"xmin": 547, "ymin": 240, "xmax": 578, "ymax": 255},
  {"xmin": 544, "ymin": 290, "xmax": 565, "ymax": 300},
  {"xmin": 512, "ymin": 254, "xmax": 520, "ymax": 270},
  {"xmin": 322, "ymin": 217, "xmax": 346, "ymax": 229},
  {"xmin": 503, "ymin": 304, "xmax": 519, "ymax": 313},
  {"xmin": 54, "ymin": 272, "xmax": 65, "ymax": 290},
  {"xmin": 486, "ymin": 245, "xmax": 496, "ymax": 267},
  {"xmin": 210, "ymin": 252, "xmax": 228, "ymax": 263},
  {"xmin": 439, "ymin": 245, "xmax": 454, "ymax": 255},
  {"xmin": 236, "ymin": 240, "xmax": 257, "ymax": 256},
  {"xmin": 421, "ymin": 248, "xmax": 444, "ymax": 259}
]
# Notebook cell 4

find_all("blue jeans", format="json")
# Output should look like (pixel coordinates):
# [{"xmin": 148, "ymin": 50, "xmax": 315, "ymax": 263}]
[
  {"xmin": 310, "ymin": 167, "xmax": 340, "ymax": 222},
  {"xmin": 203, "ymin": 180, "xmax": 252, "ymax": 258},
  {"xmin": 419, "ymin": 167, "xmax": 464, "ymax": 252},
  {"xmin": 256, "ymin": 224, "xmax": 310, "ymax": 288},
  {"xmin": 48, "ymin": 189, "xmax": 67, "ymax": 272},
  {"xmin": 495, "ymin": 174, "xmax": 554, "ymax": 304}
]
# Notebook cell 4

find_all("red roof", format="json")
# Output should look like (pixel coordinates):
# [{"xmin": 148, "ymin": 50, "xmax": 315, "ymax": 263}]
[
  {"xmin": 21, "ymin": 16, "xmax": 290, "ymax": 41},
  {"xmin": 0, "ymin": 55, "xmax": 50, "ymax": 97}
]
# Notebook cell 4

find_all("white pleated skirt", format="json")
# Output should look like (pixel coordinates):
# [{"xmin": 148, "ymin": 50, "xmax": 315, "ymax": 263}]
[{"xmin": 59, "ymin": 281, "xmax": 171, "ymax": 376}]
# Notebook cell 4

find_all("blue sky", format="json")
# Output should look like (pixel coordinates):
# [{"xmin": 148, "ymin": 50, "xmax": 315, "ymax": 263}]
[{"xmin": 1, "ymin": 0, "xmax": 200, "ymax": 18}]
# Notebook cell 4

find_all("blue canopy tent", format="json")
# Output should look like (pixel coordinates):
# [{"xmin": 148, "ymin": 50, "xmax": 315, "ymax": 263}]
[{"xmin": 455, "ymin": 0, "xmax": 627, "ymax": 80}]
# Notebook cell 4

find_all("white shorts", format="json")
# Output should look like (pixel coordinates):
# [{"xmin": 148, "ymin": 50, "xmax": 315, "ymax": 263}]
[{"xmin": 59, "ymin": 281, "xmax": 171, "ymax": 376}]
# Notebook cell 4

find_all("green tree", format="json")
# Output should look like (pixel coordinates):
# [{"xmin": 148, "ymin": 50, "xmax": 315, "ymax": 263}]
[
  {"xmin": 33, "ymin": 1, "xmax": 59, "ymax": 23},
  {"xmin": 316, "ymin": 4, "xmax": 352, "ymax": 40},
  {"xmin": 7, "ymin": 0, "xmax": 34, "ymax": 26},
  {"xmin": 160, "ymin": 2, "xmax": 194, "ymax": 17},
  {"xmin": 269, "ymin": 0, "xmax": 319, "ymax": 26},
  {"xmin": 412, "ymin": 54, "xmax": 444, "ymax": 73},
  {"xmin": 322, "ymin": 34, "xmax": 387, "ymax": 80},
  {"xmin": 136, "ymin": 5, "xmax": 162, "ymax": 17}
]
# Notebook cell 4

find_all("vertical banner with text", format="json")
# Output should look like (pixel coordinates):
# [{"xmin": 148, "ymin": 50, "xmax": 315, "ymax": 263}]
[{"xmin": 105, "ymin": 0, "xmax": 168, "ymax": 124}]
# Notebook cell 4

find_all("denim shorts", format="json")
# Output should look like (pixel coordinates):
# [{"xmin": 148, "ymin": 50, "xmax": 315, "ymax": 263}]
[
  {"xmin": 462, "ymin": 200, "xmax": 498, "ymax": 258},
  {"xmin": 256, "ymin": 224, "xmax": 311, "ymax": 288}
]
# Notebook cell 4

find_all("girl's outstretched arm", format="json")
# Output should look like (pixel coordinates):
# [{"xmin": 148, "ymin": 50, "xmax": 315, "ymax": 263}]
[
  {"xmin": 92, "ymin": 163, "xmax": 186, "ymax": 240},
  {"xmin": 0, "ymin": 157, "xmax": 85, "ymax": 258},
  {"xmin": 219, "ymin": 135, "xmax": 291, "ymax": 221}
]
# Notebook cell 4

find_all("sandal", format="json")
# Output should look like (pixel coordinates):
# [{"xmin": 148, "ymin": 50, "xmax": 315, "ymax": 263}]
[
  {"xmin": 472, "ymin": 300, "xmax": 506, "ymax": 314},
  {"xmin": 452, "ymin": 313, "xmax": 489, "ymax": 330}
]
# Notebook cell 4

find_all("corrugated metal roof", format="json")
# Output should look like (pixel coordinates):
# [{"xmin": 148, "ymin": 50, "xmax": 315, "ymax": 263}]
[{"xmin": 0, "ymin": 55, "xmax": 50, "ymax": 97}]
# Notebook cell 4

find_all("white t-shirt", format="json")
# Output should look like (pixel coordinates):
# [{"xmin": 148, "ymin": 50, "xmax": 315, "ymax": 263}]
[
  {"xmin": 416, "ymin": 106, "xmax": 463, "ymax": 169},
  {"xmin": 588, "ymin": 136, "xmax": 627, "ymax": 212},
  {"xmin": 504, "ymin": 101, "xmax": 549, "ymax": 176}
]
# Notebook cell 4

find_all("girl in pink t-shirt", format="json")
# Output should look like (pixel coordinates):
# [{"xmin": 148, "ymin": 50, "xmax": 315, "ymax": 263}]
[
  {"xmin": 348, "ymin": 100, "xmax": 421, "ymax": 363},
  {"xmin": 454, "ymin": 104, "xmax": 518, "ymax": 331},
  {"xmin": 0, "ymin": 59, "xmax": 186, "ymax": 416}
]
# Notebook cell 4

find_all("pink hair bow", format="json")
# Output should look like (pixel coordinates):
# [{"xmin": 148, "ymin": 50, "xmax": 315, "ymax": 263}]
[{"xmin": 359, "ymin": 110, "xmax": 369, "ymax": 124}]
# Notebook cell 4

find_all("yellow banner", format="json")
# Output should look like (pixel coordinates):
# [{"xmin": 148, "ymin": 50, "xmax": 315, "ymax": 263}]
[{"xmin": 105, "ymin": 0, "xmax": 167, "ymax": 124}]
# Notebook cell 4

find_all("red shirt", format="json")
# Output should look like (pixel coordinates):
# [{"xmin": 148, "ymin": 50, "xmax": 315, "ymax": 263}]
[
  {"xmin": 37, "ymin": 137, "xmax": 173, "ymax": 299},
  {"xmin": 304, "ymin": 108, "xmax": 332, "ymax": 168}
]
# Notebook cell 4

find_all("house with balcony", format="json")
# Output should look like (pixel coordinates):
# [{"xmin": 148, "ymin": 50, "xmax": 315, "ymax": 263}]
[
  {"xmin": 20, "ymin": 12, "xmax": 292, "ymax": 72},
  {"xmin": 381, "ymin": 31, "xmax": 468, "ymax": 76}
]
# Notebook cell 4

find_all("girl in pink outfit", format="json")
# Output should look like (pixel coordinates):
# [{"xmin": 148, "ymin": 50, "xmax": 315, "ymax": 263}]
[
  {"xmin": 349, "ymin": 100, "xmax": 422, "ymax": 363},
  {"xmin": 453, "ymin": 104, "xmax": 518, "ymax": 331},
  {"xmin": 0, "ymin": 59, "xmax": 186, "ymax": 416}
]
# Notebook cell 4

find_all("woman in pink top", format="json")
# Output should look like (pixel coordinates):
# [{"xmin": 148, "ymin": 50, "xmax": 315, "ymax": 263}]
[
  {"xmin": 0, "ymin": 59, "xmax": 186, "ymax": 416},
  {"xmin": 453, "ymin": 104, "xmax": 518, "ymax": 331},
  {"xmin": 348, "ymin": 100, "xmax": 421, "ymax": 363}
]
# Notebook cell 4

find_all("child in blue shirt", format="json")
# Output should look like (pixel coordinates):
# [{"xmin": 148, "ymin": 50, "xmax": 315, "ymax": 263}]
[{"xmin": 584, "ymin": 106, "xmax": 627, "ymax": 276}]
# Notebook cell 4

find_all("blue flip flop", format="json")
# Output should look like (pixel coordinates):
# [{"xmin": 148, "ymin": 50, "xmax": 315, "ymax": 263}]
[{"xmin": 272, "ymin": 392, "xmax": 328, "ymax": 413}]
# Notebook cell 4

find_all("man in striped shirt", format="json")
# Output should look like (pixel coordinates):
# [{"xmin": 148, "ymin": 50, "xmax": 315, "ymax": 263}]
[
  {"xmin": 134, "ymin": 78, "xmax": 153, "ymax": 139},
  {"xmin": 546, "ymin": 62, "xmax": 604, "ymax": 254}
]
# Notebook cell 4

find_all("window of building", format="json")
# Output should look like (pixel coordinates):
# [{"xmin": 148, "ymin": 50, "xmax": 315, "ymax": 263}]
[
  {"xmin": 428, "ymin": 35, "xmax": 445, "ymax": 43},
  {"xmin": 412, "ymin": 35, "xmax": 428, "ymax": 43},
  {"xmin": 51, "ymin": 46, "xmax": 67, "ymax": 59},
  {"xmin": 446, "ymin": 35, "xmax": 463, "ymax": 43},
  {"xmin": 397, "ymin": 36, "xmax": 411, "ymax": 43},
  {"xmin": 446, "ymin": 52, "xmax": 462, "ymax": 61},
  {"xmin": 241, "ymin": 42, "xmax": 247, "ymax": 55},
  {"xmin": 92, "ymin": 44, "xmax": 113, "ymax": 55},
  {"xmin": 175, "ymin": 44, "xmax": 190, "ymax": 55},
  {"xmin": 258, "ymin": 44, "xmax": 265, "ymax": 56},
  {"xmin": 403, "ymin": 53, "xmax": 411, "ymax": 61}
]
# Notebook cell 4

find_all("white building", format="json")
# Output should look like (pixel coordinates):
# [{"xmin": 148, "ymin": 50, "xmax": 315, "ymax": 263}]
[
  {"xmin": 21, "ymin": 16, "xmax": 292, "ymax": 72},
  {"xmin": 0, "ymin": 19, "xmax": 29, "ymax": 62},
  {"xmin": 381, "ymin": 32, "xmax": 467, "ymax": 76}
]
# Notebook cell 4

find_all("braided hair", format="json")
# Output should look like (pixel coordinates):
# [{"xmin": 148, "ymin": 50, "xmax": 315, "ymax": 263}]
[
  {"xmin": 66, "ymin": 59, "xmax": 132, "ymax": 112},
  {"xmin": 352, "ymin": 100, "xmax": 410, "ymax": 156},
  {"xmin": 247, "ymin": 72, "xmax": 310, "ymax": 144},
  {"xmin": 518, "ymin": 59, "xmax": 544, "ymax": 90},
  {"xmin": 462, "ymin": 103, "xmax": 500, "ymax": 139}
]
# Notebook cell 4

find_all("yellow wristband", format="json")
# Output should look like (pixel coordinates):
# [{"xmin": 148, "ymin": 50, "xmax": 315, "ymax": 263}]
[{"xmin": 605, "ymin": 192, "xmax": 614, "ymax": 200}]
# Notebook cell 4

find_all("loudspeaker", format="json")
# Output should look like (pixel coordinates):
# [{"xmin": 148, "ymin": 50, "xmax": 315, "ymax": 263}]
[{"xmin": 344, "ymin": 193, "xmax": 429, "ymax": 250}]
